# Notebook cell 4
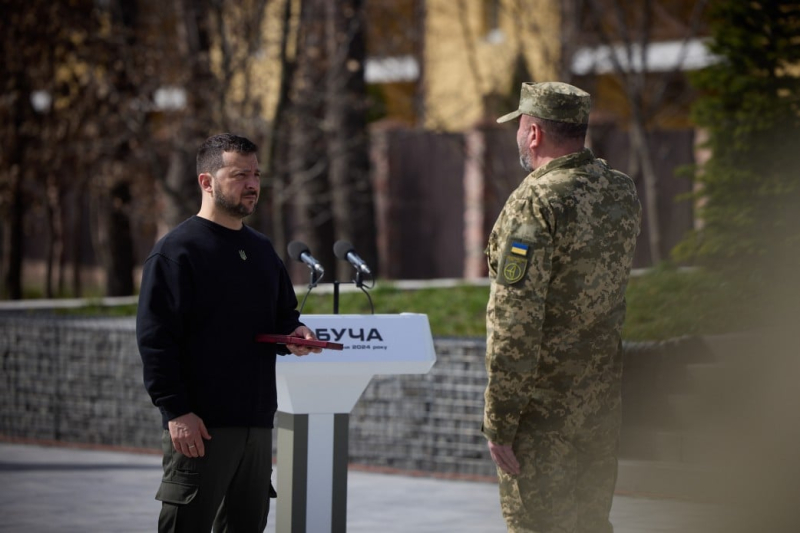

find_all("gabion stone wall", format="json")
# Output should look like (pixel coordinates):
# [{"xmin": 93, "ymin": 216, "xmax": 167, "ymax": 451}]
[
  {"xmin": 0, "ymin": 317, "xmax": 162, "ymax": 449},
  {"xmin": 350, "ymin": 338, "xmax": 493, "ymax": 477},
  {"xmin": 0, "ymin": 316, "xmax": 705, "ymax": 477},
  {"xmin": 0, "ymin": 316, "xmax": 493, "ymax": 476}
]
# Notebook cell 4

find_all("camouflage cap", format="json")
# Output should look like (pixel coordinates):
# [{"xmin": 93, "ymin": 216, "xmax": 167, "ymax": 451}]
[{"xmin": 497, "ymin": 82, "xmax": 591, "ymax": 125}]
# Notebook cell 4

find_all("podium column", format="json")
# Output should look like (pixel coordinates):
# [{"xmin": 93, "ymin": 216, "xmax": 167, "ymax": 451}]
[
  {"xmin": 275, "ymin": 411, "xmax": 349, "ymax": 533},
  {"xmin": 274, "ymin": 314, "xmax": 437, "ymax": 532}
]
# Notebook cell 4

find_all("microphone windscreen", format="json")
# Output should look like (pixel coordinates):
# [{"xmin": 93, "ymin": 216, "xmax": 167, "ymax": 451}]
[
  {"xmin": 287, "ymin": 240, "xmax": 310, "ymax": 261},
  {"xmin": 333, "ymin": 240, "xmax": 354, "ymax": 260}
]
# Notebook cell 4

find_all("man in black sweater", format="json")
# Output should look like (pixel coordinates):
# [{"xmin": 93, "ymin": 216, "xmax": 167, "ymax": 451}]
[{"xmin": 137, "ymin": 133, "xmax": 320, "ymax": 532}]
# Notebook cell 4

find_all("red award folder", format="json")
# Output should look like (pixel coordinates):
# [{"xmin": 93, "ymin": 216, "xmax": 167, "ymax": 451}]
[{"xmin": 255, "ymin": 334, "xmax": 344, "ymax": 351}]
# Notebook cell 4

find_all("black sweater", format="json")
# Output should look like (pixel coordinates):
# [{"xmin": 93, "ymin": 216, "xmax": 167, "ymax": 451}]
[{"xmin": 136, "ymin": 216, "xmax": 302, "ymax": 429}]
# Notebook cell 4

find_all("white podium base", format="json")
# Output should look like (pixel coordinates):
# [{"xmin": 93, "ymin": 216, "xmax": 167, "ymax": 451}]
[
  {"xmin": 273, "ymin": 314, "xmax": 436, "ymax": 532},
  {"xmin": 275, "ymin": 411, "xmax": 349, "ymax": 533}
]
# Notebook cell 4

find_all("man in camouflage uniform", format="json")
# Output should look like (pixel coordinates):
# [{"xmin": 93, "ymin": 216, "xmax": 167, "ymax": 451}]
[{"xmin": 483, "ymin": 82, "xmax": 641, "ymax": 533}]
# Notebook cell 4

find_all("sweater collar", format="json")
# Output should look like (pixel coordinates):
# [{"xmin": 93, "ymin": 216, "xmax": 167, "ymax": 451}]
[{"xmin": 192, "ymin": 215, "xmax": 249, "ymax": 236}]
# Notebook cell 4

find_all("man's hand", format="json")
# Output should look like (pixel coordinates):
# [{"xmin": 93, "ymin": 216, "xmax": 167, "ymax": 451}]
[
  {"xmin": 168, "ymin": 412, "xmax": 211, "ymax": 458},
  {"xmin": 488, "ymin": 441, "xmax": 520, "ymax": 476},
  {"xmin": 286, "ymin": 325, "xmax": 323, "ymax": 356}
]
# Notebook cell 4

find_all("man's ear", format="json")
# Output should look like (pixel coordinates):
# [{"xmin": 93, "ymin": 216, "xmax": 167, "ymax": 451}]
[
  {"xmin": 198, "ymin": 172, "xmax": 213, "ymax": 193},
  {"xmin": 529, "ymin": 122, "xmax": 543, "ymax": 149}
]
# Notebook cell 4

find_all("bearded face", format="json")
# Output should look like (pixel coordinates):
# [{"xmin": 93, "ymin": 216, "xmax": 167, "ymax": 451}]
[
  {"xmin": 209, "ymin": 151, "xmax": 260, "ymax": 219},
  {"xmin": 212, "ymin": 177, "xmax": 258, "ymax": 218}
]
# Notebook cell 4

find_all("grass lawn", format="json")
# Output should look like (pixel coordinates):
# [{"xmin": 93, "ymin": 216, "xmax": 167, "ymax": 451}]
[
  {"xmin": 296, "ymin": 282, "xmax": 491, "ymax": 338},
  {"xmin": 295, "ymin": 265, "xmax": 761, "ymax": 341}
]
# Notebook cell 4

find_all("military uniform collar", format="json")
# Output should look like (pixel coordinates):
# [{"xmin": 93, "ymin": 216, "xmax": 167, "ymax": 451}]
[{"xmin": 529, "ymin": 148, "xmax": 595, "ymax": 181}]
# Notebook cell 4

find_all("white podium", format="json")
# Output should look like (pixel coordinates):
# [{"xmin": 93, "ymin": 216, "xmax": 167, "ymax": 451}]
[{"xmin": 274, "ymin": 313, "xmax": 436, "ymax": 533}]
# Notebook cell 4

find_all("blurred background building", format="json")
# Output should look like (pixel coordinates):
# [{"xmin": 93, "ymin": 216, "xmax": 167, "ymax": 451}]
[{"xmin": 2, "ymin": 0, "xmax": 715, "ymax": 297}]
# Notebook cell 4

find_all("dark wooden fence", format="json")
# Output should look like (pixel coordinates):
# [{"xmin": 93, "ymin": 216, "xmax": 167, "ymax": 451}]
[{"xmin": 371, "ymin": 125, "xmax": 696, "ymax": 278}]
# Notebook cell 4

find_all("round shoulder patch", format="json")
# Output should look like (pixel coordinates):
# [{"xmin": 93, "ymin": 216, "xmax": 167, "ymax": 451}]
[{"xmin": 502, "ymin": 256, "xmax": 527, "ymax": 284}]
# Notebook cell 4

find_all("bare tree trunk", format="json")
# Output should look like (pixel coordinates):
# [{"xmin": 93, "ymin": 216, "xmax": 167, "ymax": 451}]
[
  {"xmin": 267, "ymin": 0, "xmax": 299, "ymax": 258},
  {"xmin": 456, "ymin": 0, "xmax": 486, "ymax": 99},
  {"xmin": 630, "ymin": 116, "xmax": 661, "ymax": 264},
  {"xmin": 325, "ymin": 0, "xmax": 377, "ymax": 279},
  {"xmin": 558, "ymin": 0, "xmax": 581, "ymax": 82},
  {"xmin": 90, "ymin": 161, "xmax": 136, "ymax": 296},
  {"xmin": 162, "ymin": 148, "xmax": 199, "ymax": 229},
  {"xmin": 105, "ymin": 181, "xmax": 135, "ymax": 296},
  {"xmin": 288, "ymin": 0, "xmax": 335, "ymax": 273},
  {"xmin": 626, "ymin": 0, "xmax": 661, "ymax": 265},
  {"xmin": 70, "ymin": 176, "xmax": 85, "ymax": 298},
  {"xmin": 45, "ymin": 174, "xmax": 64, "ymax": 298},
  {"xmin": 96, "ymin": 0, "xmax": 144, "ymax": 294},
  {"xmin": 4, "ymin": 169, "xmax": 25, "ymax": 300},
  {"xmin": 57, "ymin": 183, "xmax": 69, "ymax": 296},
  {"xmin": 160, "ymin": 0, "xmax": 220, "ymax": 230},
  {"xmin": 413, "ymin": 0, "xmax": 426, "ymax": 126},
  {"xmin": 584, "ymin": 0, "xmax": 663, "ymax": 266},
  {"xmin": 2, "ymin": 62, "xmax": 31, "ymax": 300}
]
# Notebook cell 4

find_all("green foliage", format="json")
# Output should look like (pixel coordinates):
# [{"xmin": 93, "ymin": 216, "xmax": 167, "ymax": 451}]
[
  {"xmin": 57, "ymin": 267, "xmax": 768, "ymax": 341},
  {"xmin": 622, "ymin": 264, "xmax": 761, "ymax": 341},
  {"xmin": 53, "ymin": 302, "xmax": 139, "ymax": 317},
  {"xmin": 675, "ymin": 0, "xmax": 800, "ymax": 270}
]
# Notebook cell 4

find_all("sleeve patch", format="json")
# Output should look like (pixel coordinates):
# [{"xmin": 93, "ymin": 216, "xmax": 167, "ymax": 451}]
[
  {"xmin": 498, "ymin": 239, "xmax": 533, "ymax": 286},
  {"xmin": 509, "ymin": 242, "xmax": 529, "ymax": 256}
]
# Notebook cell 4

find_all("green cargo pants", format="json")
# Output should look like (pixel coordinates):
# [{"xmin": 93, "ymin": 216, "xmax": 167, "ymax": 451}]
[{"xmin": 156, "ymin": 427, "xmax": 275, "ymax": 533}]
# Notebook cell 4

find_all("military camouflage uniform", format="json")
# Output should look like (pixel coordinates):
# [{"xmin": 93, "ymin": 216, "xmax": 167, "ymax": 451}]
[{"xmin": 483, "ymin": 145, "xmax": 641, "ymax": 532}]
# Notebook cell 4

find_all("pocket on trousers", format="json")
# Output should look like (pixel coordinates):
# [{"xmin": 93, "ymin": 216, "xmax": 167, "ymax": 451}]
[{"xmin": 156, "ymin": 471, "xmax": 200, "ymax": 505}]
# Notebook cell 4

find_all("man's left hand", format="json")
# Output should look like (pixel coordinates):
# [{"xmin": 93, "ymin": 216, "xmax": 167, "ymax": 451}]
[
  {"xmin": 286, "ymin": 325, "xmax": 322, "ymax": 356},
  {"xmin": 488, "ymin": 441, "xmax": 520, "ymax": 476}
]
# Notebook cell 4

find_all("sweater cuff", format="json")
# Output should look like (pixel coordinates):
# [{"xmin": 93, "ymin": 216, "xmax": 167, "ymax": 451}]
[
  {"xmin": 481, "ymin": 418, "xmax": 518, "ymax": 446},
  {"xmin": 481, "ymin": 423, "xmax": 499, "ymax": 443},
  {"xmin": 159, "ymin": 397, "xmax": 192, "ymax": 423}
]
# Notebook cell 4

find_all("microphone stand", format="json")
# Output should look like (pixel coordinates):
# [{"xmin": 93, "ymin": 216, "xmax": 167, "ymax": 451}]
[
  {"xmin": 332, "ymin": 272, "xmax": 371, "ymax": 315},
  {"xmin": 308, "ymin": 269, "xmax": 322, "ymax": 289},
  {"xmin": 332, "ymin": 280, "xmax": 340, "ymax": 315}
]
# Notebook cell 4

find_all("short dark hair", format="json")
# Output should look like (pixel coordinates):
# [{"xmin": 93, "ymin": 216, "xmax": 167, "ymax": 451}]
[
  {"xmin": 196, "ymin": 133, "xmax": 258, "ymax": 175},
  {"xmin": 532, "ymin": 117, "xmax": 588, "ymax": 144}
]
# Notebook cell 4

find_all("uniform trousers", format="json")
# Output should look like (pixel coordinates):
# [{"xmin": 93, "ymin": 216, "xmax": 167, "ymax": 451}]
[
  {"xmin": 156, "ymin": 427, "xmax": 274, "ymax": 533},
  {"xmin": 498, "ymin": 394, "xmax": 621, "ymax": 533}
]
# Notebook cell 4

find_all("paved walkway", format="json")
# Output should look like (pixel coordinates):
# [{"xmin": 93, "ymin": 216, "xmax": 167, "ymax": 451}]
[{"xmin": 0, "ymin": 442, "xmax": 721, "ymax": 532}]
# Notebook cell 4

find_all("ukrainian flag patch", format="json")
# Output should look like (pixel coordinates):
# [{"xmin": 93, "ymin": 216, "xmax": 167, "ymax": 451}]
[{"xmin": 510, "ymin": 242, "xmax": 529, "ymax": 257}]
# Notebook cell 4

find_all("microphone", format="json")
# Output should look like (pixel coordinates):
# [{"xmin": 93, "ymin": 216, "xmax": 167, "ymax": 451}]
[
  {"xmin": 287, "ymin": 241, "xmax": 325, "ymax": 275},
  {"xmin": 333, "ymin": 240, "xmax": 372, "ymax": 276}
]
